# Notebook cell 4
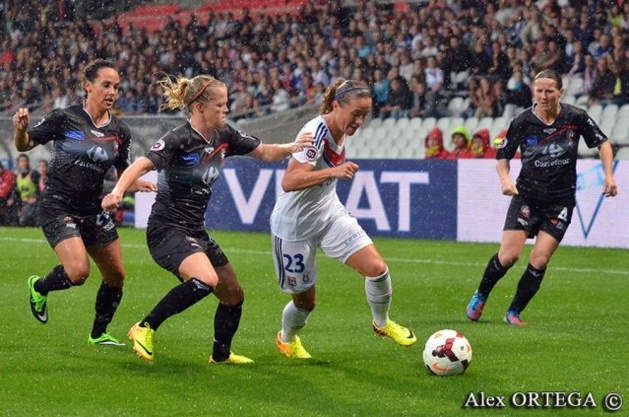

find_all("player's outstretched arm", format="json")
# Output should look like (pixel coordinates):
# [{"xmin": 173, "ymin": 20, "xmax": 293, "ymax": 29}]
[
  {"xmin": 251, "ymin": 132, "xmax": 314, "ymax": 162},
  {"xmin": 13, "ymin": 108, "xmax": 36, "ymax": 152},
  {"xmin": 102, "ymin": 157, "xmax": 155, "ymax": 210}
]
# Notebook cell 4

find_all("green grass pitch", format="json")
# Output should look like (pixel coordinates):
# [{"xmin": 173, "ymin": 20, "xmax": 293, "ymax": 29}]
[{"xmin": 0, "ymin": 227, "xmax": 626, "ymax": 416}]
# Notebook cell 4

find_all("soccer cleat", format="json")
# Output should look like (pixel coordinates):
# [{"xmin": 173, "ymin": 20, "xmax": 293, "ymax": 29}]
[
  {"xmin": 504, "ymin": 311, "xmax": 527, "ymax": 326},
  {"xmin": 88, "ymin": 333, "xmax": 126, "ymax": 346},
  {"xmin": 466, "ymin": 290, "xmax": 487, "ymax": 322},
  {"xmin": 275, "ymin": 331, "xmax": 312, "ymax": 359},
  {"xmin": 27, "ymin": 275, "xmax": 48, "ymax": 324},
  {"xmin": 209, "ymin": 352, "xmax": 254, "ymax": 365},
  {"xmin": 372, "ymin": 320, "xmax": 417, "ymax": 347},
  {"xmin": 128, "ymin": 322, "xmax": 154, "ymax": 362}
]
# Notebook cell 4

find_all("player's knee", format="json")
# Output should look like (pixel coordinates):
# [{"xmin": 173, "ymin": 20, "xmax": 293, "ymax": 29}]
[
  {"xmin": 63, "ymin": 263, "xmax": 90, "ymax": 285},
  {"xmin": 103, "ymin": 271, "xmax": 125, "ymax": 288},
  {"xmin": 498, "ymin": 253, "xmax": 519, "ymax": 268},
  {"xmin": 362, "ymin": 260, "xmax": 388, "ymax": 278}
]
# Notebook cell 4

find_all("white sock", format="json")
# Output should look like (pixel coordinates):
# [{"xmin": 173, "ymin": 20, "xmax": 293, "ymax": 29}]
[
  {"xmin": 281, "ymin": 301, "xmax": 312, "ymax": 342},
  {"xmin": 365, "ymin": 267, "xmax": 392, "ymax": 327}
]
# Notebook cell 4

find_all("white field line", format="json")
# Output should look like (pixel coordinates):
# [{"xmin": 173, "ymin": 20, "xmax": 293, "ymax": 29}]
[{"xmin": 2, "ymin": 236, "xmax": 627, "ymax": 276}]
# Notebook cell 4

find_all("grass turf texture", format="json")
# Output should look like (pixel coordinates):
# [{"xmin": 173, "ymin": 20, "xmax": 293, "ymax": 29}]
[{"xmin": 0, "ymin": 226, "xmax": 626, "ymax": 417}]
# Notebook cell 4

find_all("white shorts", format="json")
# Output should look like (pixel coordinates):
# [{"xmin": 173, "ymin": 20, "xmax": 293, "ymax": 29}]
[{"xmin": 272, "ymin": 214, "xmax": 372, "ymax": 294}]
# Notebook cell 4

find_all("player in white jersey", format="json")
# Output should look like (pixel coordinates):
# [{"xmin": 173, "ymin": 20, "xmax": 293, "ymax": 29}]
[{"xmin": 271, "ymin": 79, "xmax": 418, "ymax": 359}]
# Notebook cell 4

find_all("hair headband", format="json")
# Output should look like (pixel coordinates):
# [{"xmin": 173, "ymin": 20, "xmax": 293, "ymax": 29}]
[
  {"xmin": 187, "ymin": 79, "xmax": 213, "ymax": 107},
  {"xmin": 335, "ymin": 85, "xmax": 370, "ymax": 99}
]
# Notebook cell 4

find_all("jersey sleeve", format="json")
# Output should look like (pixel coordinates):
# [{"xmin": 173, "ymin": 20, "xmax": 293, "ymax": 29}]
[
  {"xmin": 292, "ymin": 124, "xmax": 323, "ymax": 166},
  {"xmin": 224, "ymin": 125, "xmax": 262, "ymax": 157},
  {"xmin": 26, "ymin": 109, "xmax": 66, "ymax": 145},
  {"xmin": 113, "ymin": 122, "xmax": 133, "ymax": 172},
  {"xmin": 578, "ymin": 110, "xmax": 608, "ymax": 149},
  {"xmin": 496, "ymin": 119, "xmax": 521, "ymax": 160},
  {"xmin": 144, "ymin": 131, "xmax": 180, "ymax": 171}
]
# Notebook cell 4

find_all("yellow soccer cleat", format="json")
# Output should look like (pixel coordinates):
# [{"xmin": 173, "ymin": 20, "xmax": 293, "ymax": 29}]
[
  {"xmin": 372, "ymin": 319, "xmax": 418, "ymax": 347},
  {"xmin": 209, "ymin": 352, "xmax": 254, "ymax": 364},
  {"xmin": 275, "ymin": 331, "xmax": 312, "ymax": 359},
  {"xmin": 128, "ymin": 322, "xmax": 154, "ymax": 362}
]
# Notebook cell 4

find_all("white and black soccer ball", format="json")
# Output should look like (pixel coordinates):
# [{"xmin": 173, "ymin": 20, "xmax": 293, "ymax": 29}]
[{"xmin": 422, "ymin": 329, "xmax": 472, "ymax": 376}]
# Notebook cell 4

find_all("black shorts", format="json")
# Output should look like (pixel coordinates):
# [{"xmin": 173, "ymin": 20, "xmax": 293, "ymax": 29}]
[
  {"xmin": 146, "ymin": 223, "xmax": 229, "ymax": 280},
  {"xmin": 38, "ymin": 203, "xmax": 118, "ymax": 249},
  {"xmin": 503, "ymin": 194, "xmax": 574, "ymax": 242}
]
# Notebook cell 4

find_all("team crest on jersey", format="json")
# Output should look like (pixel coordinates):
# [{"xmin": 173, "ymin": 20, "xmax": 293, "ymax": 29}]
[
  {"xmin": 151, "ymin": 139, "xmax": 165, "ymax": 151},
  {"xmin": 304, "ymin": 146, "xmax": 318, "ymax": 161},
  {"xmin": 566, "ymin": 130, "xmax": 576, "ymax": 141}
]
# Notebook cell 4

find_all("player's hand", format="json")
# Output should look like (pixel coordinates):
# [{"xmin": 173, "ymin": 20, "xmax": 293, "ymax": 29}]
[
  {"xmin": 13, "ymin": 108, "xmax": 30, "ymax": 131},
  {"xmin": 135, "ymin": 180, "xmax": 157, "ymax": 192},
  {"xmin": 101, "ymin": 192, "xmax": 123, "ymax": 211},
  {"xmin": 602, "ymin": 178, "xmax": 618, "ymax": 197},
  {"xmin": 288, "ymin": 132, "xmax": 315, "ymax": 153},
  {"xmin": 332, "ymin": 161, "xmax": 359, "ymax": 180},
  {"xmin": 500, "ymin": 177, "xmax": 518, "ymax": 196}
]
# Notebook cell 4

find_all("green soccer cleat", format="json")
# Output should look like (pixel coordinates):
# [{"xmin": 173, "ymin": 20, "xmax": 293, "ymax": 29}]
[
  {"xmin": 27, "ymin": 275, "xmax": 48, "ymax": 324},
  {"xmin": 372, "ymin": 319, "xmax": 418, "ymax": 347},
  {"xmin": 128, "ymin": 322, "xmax": 154, "ymax": 362},
  {"xmin": 88, "ymin": 333, "xmax": 126, "ymax": 346},
  {"xmin": 209, "ymin": 352, "xmax": 254, "ymax": 365},
  {"xmin": 275, "ymin": 331, "xmax": 312, "ymax": 359}
]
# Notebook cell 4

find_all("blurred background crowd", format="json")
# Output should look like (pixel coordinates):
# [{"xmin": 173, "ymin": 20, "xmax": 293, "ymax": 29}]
[{"xmin": 1, "ymin": 0, "xmax": 628, "ymax": 121}]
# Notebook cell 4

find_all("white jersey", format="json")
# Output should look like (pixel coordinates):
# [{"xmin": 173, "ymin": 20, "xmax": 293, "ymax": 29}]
[{"xmin": 270, "ymin": 115, "xmax": 347, "ymax": 241}]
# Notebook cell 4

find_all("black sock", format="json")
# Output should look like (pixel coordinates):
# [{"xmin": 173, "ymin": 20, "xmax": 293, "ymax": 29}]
[
  {"xmin": 477, "ymin": 253, "xmax": 510, "ymax": 297},
  {"xmin": 141, "ymin": 278, "xmax": 212, "ymax": 331},
  {"xmin": 34, "ymin": 265, "xmax": 73, "ymax": 295},
  {"xmin": 91, "ymin": 282, "xmax": 123, "ymax": 339},
  {"xmin": 508, "ymin": 264, "xmax": 546, "ymax": 313},
  {"xmin": 212, "ymin": 301, "xmax": 243, "ymax": 362}
]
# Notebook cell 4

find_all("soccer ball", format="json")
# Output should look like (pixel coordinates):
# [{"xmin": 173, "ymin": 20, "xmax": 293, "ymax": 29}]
[{"xmin": 422, "ymin": 329, "xmax": 472, "ymax": 376}]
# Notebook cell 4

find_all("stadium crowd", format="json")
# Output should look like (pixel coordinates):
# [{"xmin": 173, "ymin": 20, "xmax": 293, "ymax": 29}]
[{"xmin": 2, "ymin": 0, "xmax": 629, "ymax": 122}]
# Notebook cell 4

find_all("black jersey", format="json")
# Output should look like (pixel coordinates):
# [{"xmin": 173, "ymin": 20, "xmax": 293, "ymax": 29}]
[
  {"xmin": 27, "ymin": 105, "xmax": 132, "ymax": 214},
  {"xmin": 497, "ymin": 103, "xmax": 607, "ymax": 203},
  {"xmin": 145, "ymin": 121, "xmax": 261, "ymax": 231}
]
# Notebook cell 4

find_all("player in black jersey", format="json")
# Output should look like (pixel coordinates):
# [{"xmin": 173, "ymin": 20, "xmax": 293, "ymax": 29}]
[
  {"xmin": 13, "ymin": 59, "xmax": 156, "ymax": 346},
  {"xmin": 465, "ymin": 69, "xmax": 618, "ymax": 326},
  {"xmin": 101, "ymin": 74, "xmax": 312, "ymax": 364}
]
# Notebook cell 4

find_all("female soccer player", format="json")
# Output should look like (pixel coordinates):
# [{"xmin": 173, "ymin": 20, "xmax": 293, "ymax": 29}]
[
  {"xmin": 466, "ymin": 69, "xmax": 618, "ymax": 326},
  {"xmin": 101, "ymin": 74, "xmax": 312, "ymax": 364},
  {"xmin": 13, "ymin": 59, "xmax": 155, "ymax": 345},
  {"xmin": 270, "ymin": 79, "xmax": 417, "ymax": 359}
]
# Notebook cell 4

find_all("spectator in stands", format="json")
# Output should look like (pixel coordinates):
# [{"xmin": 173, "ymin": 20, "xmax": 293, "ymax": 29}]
[
  {"xmin": 378, "ymin": 76, "xmax": 412, "ymax": 120},
  {"xmin": 588, "ymin": 56, "xmax": 616, "ymax": 105},
  {"xmin": 449, "ymin": 126, "xmax": 474, "ymax": 159},
  {"xmin": 409, "ymin": 75, "xmax": 431, "ymax": 118},
  {"xmin": 566, "ymin": 40, "xmax": 586, "ymax": 77},
  {"xmin": 535, "ymin": 38, "xmax": 564, "ymax": 73},
  {"xmin": 470, "ymin": 129, "xmax": 496, "ymax": 159},
  {"xmin": 37, "ymin": 159, "xmax": 48, "ymax": 193},
  {"xmin": 472, "ymin": 76, "xmax": 498, "ymax": 118},
  {"xmin": 582, "ymin": 53, "xmax": 598, "ymax": 98},
  {"xmin": 371, "ymin": 68, "xmax": 390, "ymax": 118},
  {"xmin": 487, "ymin": 41, "xmax": 512, "ymax": 83},
  {"xmin": 466, "ymin": 69, "xmax": 617, "ymax": 327},
  {"xmin": 101, "ymin": 72, "xmax": 313, "ymax": 364},
  {"xmin": 14, "ymin": 153, "xmax": 40, "ymax": 226},
  {"xmin": 506, "ymin": 67, "xmax": 533, "ymax": 109},
  {"xmin": 0, "ymin": 160, "xmax": 16, "ymax": 226},
  {"xmin": 424, "ymin": 127, "xmax": 451, "ymax": 160},
  {"xmin": 269, "ymin": 79, "xmax": 417, "ymax": 359},
  {"xmin": 469, "ymin": 41, "xmax": 492, "ymax": 78}
]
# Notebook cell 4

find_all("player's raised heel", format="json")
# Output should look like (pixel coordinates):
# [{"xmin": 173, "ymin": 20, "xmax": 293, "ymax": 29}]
[
  {"xmin": 27, "ymin": 275, "xmax": 48, "ymax": 324},
  {"xmin": 128, "ymin": 322, "xmax": 154, "ymax": 362},
  {"xmin": 504, "ymin": 310, "xmax": 527, "ymax": 326},
  {"xmin": 372, "ymin": 320, "xmax": 417, "ymax": 347},
  {"xmin": 466, "ymin": 291, "xmax": 487, "ymax": 322}
]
